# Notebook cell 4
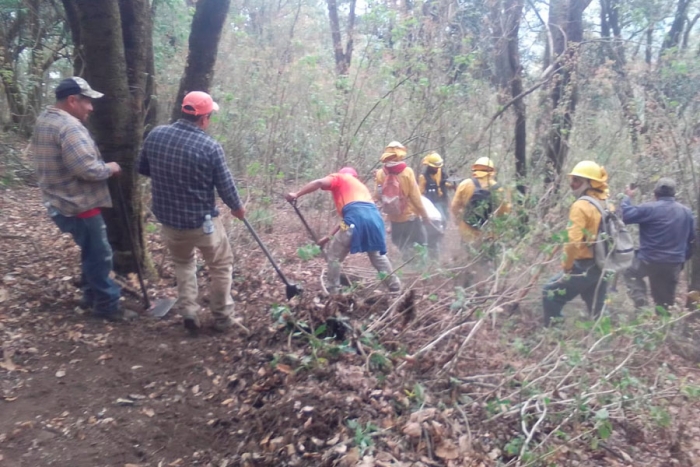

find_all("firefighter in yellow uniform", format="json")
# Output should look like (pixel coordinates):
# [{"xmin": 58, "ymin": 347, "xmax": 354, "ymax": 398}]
[
  {"xmin": 418, "ymin": 152, "xmax": 451, "ymax": 223},
  {"xmin": 542, "ymin": 161, "xmax": 610, "ymax": 326},
  {"xmin": 450, "ymin": 157, "xmax": 510, "ymax": 242},
  {"xmin": 374, "ymin": 141, "xmax": 431, "ymax": 258}
]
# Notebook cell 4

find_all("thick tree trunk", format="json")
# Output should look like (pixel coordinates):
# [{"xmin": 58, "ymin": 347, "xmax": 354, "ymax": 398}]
[
  {"xmin": 61, "ymin": 0, "xmax": 84, "ymax": 74},
  {"xmin": 326, "ymin": 0, "xmax": 357, "ymax": 166},
  {"xmin": 326, "ymin": 0, "xmax": 356, "ymax": 76},
  {"xmin": 68, "ymin": 0, "xmax": 150, "ymax": 274},
  {"xmin": 170, "ymin": 0, "xmax": 232, "ymax": 122},
  {"xmin": 659, "ymin": 0, "xmax": 691, "ymax": 60},
  {"xmin": 489, "ymin": 0, "xmax": 527, "ymax": 193},
  {"xmin": 688, "ymin": 188, "xmax": 700, "ymax": 305},
  {"xmin": 118, "ymin": 0, "xmax": 157, "ymax": 131},
  {"xmin": 600, "ymin": 0, "xmax": 641, "ymax": 156},
  {"xmin": 543, "ymin": 0, "xmax": 592, "ymax": 183},
  {"xmin": 0, "ymin": 0, "xmax": 66, "ymax": 135}
]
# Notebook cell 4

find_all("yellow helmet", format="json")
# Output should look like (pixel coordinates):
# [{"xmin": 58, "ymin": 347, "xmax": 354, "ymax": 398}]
[
  {"xmin": 422, "ymin": 152, "xmax": 443, "ymax": 168},
  {"xmin": 569, "ymin": 160, "xmax": 605, "ymax": 182},
  {"xmin": 472, "ymin": 157, "xmax": 495, "ymax": 171},
  {"xmin": 381, "ymin": 141, "xmax": 407, "ymax": 162}
]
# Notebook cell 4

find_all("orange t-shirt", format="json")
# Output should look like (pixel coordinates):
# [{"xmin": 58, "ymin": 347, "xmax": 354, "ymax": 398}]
[{"xmin": 325, "ymin": 173, "xmax": 373, "ymax": 216}]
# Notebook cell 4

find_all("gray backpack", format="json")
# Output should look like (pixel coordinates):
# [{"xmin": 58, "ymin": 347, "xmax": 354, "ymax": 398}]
[{"xmin": 580, "ymin": 196, "xmax": 634, "ymax": 272}]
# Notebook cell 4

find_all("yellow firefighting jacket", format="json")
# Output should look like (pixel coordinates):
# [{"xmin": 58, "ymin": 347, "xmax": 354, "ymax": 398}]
[
  {"xmin": 451, "ymin": 170, "xmax": 510, "ymax": 241},
  {"xmin": 375, "ymin": 166, "xmax": 429, "ymax": 223},
  {"xmin": 562, "ymin": 188, "xmax": 606, "ymax": 271}
]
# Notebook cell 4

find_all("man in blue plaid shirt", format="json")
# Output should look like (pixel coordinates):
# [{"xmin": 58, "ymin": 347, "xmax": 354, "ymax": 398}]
[{"xmin": 138, "ymin": 91, "xmax": 245, "ymax": 333}]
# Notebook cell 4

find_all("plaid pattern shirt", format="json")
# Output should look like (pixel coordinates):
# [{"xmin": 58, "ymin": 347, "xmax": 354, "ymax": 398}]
[
  {"xmin": 30, "ymin": 107, "xmax": 112, "ymax": 216},
  {"xmin": 138, "ymin": 120, "xmax": 242, "ymax": 229}
]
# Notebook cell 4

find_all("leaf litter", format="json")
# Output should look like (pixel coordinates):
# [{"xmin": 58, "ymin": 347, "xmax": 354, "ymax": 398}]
[{"xmin": 1, "ymin": 186, "xmax": 700, "ymax": 466}]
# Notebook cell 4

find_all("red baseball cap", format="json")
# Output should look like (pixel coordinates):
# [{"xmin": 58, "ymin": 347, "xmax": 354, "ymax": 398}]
[
  {"xmin": 338, "ymin": 167, "xmax": 358, "ymax": 177},
  {"xmin": 182, "ymin": 91, "xmax": 219, "ymax": 116}
]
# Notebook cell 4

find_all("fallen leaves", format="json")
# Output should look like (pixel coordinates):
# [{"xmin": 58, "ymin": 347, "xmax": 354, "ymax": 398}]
[
  {"xmin": 275, "ymin": 363, "xmax": 293, "ymax": 374},
  {"xmin": 435, "ymin": 440, "xmax": 459, "ymax": 460},
  {"xmin": 0, "ymin": 354, "xmax": 18, "ymax": 371},
  {"xmin": 97, "ymin": 353, "xmax": 113, "ymax": 362},
  {"xmin": 402, "ymin": 422, "xmax": 422, "ymax": 438}
]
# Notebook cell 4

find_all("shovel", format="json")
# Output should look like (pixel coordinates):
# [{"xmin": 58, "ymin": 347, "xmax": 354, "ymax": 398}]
[
  {"xmin": 242, "ymin": 218, "xmax": 302, "ymax": 300},
  {"xmin": 288, "ymin": 200, "xmax": 328, "ymax": 260},
  {"xmin": 289, "ymin": 200, "xmax": 357, "ymax": 291},
  {"xmin": 116, "ymin": 182, "xmax": 176, "ymax": 318}
]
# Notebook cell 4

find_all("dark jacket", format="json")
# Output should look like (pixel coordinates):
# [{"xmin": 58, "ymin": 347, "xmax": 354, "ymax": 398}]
[{"xmin": 621, "ymin": 195, "xmax": 695, "ymax": 264}]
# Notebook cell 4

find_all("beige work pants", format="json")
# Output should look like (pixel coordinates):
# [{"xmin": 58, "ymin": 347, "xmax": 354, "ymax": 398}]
[{"xmin": 161, "ymin": 217, "xmax": 234, "ymax": 320}]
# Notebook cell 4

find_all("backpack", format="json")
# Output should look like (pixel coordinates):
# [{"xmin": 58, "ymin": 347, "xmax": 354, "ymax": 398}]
[
  {"xmin": 463, "ymin": 177, "xmax": 500, "ymax": 229},
  {"xmin": 580, "ymin": 196, "xmax": 634, "ymax": 272},
  {"xmin": 380, "ymin": 168, "xmax": 407, "ymax": 217},
  {"xmin": 423, "ymin": 169, "xmax": 447, "ymax": 204}
]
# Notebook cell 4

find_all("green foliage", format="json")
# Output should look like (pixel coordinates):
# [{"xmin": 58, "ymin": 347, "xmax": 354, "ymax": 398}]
[
  {"xmin": 650, "ymin": 405, "xmax": 671, "ymax": 428},
  {"xmin": 247, "ymin": 207, "xmax": 274, "ymax": 231},
  {"xmin": 347, "ymin": 419, "xmax": 378, "ymax": 457},
  {"xmin": 594, "ymin": 408, "xmax": 613, "ymax": 442},
  {"xmin": 404, "ymin": 383, "xmax": 425, "ymax": 407},
  {"xmin": 504, "ymin": 436, "xmax": 524, "ymax": 456},
  {"xmin": 270, "ymin": 303, "xmax": 291, "ymax": 324},
  {"xmin": 297, "ymin": 243, "xmax": 321, "ymax": 261}
]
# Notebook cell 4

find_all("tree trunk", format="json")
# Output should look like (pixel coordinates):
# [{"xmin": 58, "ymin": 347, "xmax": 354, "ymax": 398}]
[
  {"xmin": 62, "ymin": 0, "xmax": 84, "ymax": 74},
  {"xmin": 325, "ymin": 0, "xmax": 357, "ymax": 166},
  {"xmin": 67, "ymin": 0, "xmax": 151, "ymax": 274},
  {"xmin": 688, "ymin": 187, "xmax": 700, "ymax": 305},
  {"xmin": 659, "ymin": 0, "xmax": 691, "ymax": 61},
  {"xmin": 600, "ymin": 0, "xmax": 641, "ymax": 156},
  {"xmin": 507, "ymin": 0, "xmax": 526, "ymax": 193},
  {"xmin": 489, "ymin": 0, "xmax": 527, "ymax": 193},
  {"xmin": 326, "ymin": 0, "xmax": 356, "ymax": 76},
  {"xmin": 170, "ymin": 0, "xmax": 232, "ymax": 122},
  {"xmin": 0, "ymin": 1, "xmax": 69, "ymax": 134},
  {"xmin": 543, "ymin": 0, "xmax": 592, "ymax": 184}
]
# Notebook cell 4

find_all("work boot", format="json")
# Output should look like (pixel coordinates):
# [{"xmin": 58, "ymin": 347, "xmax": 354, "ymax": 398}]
[
  {"xmin": 183, "ymin": 314, "xmax": 201, "ymax": 335},
  {"xmin": 77, "ymin": 296, "xmax": 93, "ymax": 310},
  {"xmin": 92, "ymin": 307, "xmax": 138, "ymax": 322},
  {"xmin": 212, "ymin": 315, "xmax": 233, "ymax": 333}
]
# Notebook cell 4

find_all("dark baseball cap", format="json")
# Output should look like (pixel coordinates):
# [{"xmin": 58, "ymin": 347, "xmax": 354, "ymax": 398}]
[
  {"xmin": 55, "ymin": 77, "xmax": 104, "ymax": 100},
  {"xmin": 654, "ymin": 177, "xmax": 676, "ymax": 190}
]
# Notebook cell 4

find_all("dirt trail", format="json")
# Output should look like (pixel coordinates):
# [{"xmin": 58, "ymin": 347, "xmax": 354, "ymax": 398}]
[{"xmin": 3, "ymin": 187, "xmax": 700, "ymax": 467}]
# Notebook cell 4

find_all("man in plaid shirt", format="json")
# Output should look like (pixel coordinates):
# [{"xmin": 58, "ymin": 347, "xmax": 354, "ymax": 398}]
[
  {"xmin": 138, "ymin": 91, "xmax": 245, "ymax": 333},
  {"xmin": 31, "ymin": 77, "xmax": 133, "ymax": 321}
]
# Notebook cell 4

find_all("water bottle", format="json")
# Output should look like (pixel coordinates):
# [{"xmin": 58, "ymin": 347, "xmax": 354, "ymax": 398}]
[
  {"xmin": 44, "ymin": 202, "xmax": 58, "ymax": 217},
  {"xmin": 203, "ymin": 214, "xmax": 214, "ymax": 234}
]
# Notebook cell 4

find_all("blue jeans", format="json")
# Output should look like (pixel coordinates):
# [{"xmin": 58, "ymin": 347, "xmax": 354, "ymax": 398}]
[
  {"xmin": 52, "ymin": 213, "xmax": 121, "ymax": 314},
  {"xmin": 542, "ymin": 259, "xmax": 608, "ymax": 326}
]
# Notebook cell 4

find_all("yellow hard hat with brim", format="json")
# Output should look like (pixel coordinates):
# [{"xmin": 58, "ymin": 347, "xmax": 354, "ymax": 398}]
[
  {"xmin": 422, "ymin": 152, "xmax": 443, "ymax": 168},
  {"xmin": 569, "ymin": 160, "xmax": 605, "ymax": 182},
  {"xmin": 472, "ymin": 156, "xmax": 495, "ymax": 171},
  {"xmin": 381, "ymin": 141, "xmax": 407, "ymax": 162}
]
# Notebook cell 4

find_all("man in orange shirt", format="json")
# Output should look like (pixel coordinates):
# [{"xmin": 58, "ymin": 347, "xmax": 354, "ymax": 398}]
[{"xmin": 286, "ymin": 167, "xmax": 400, "ymax": 294}]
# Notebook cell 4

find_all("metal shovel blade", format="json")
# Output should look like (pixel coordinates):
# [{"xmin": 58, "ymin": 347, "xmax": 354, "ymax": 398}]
[
  {"xmin": 148, "ymin": 298, "xmax": 176, "ymax": 318},
  {"xmin": 286, "ymin": 283, "xmax": 303, "ymax": 300}
]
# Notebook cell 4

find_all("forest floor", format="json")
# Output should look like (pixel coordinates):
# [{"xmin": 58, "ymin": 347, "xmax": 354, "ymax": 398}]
[{"xmin": 3, "ymin": 183, "xmax": 700, "ymax": 467}]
